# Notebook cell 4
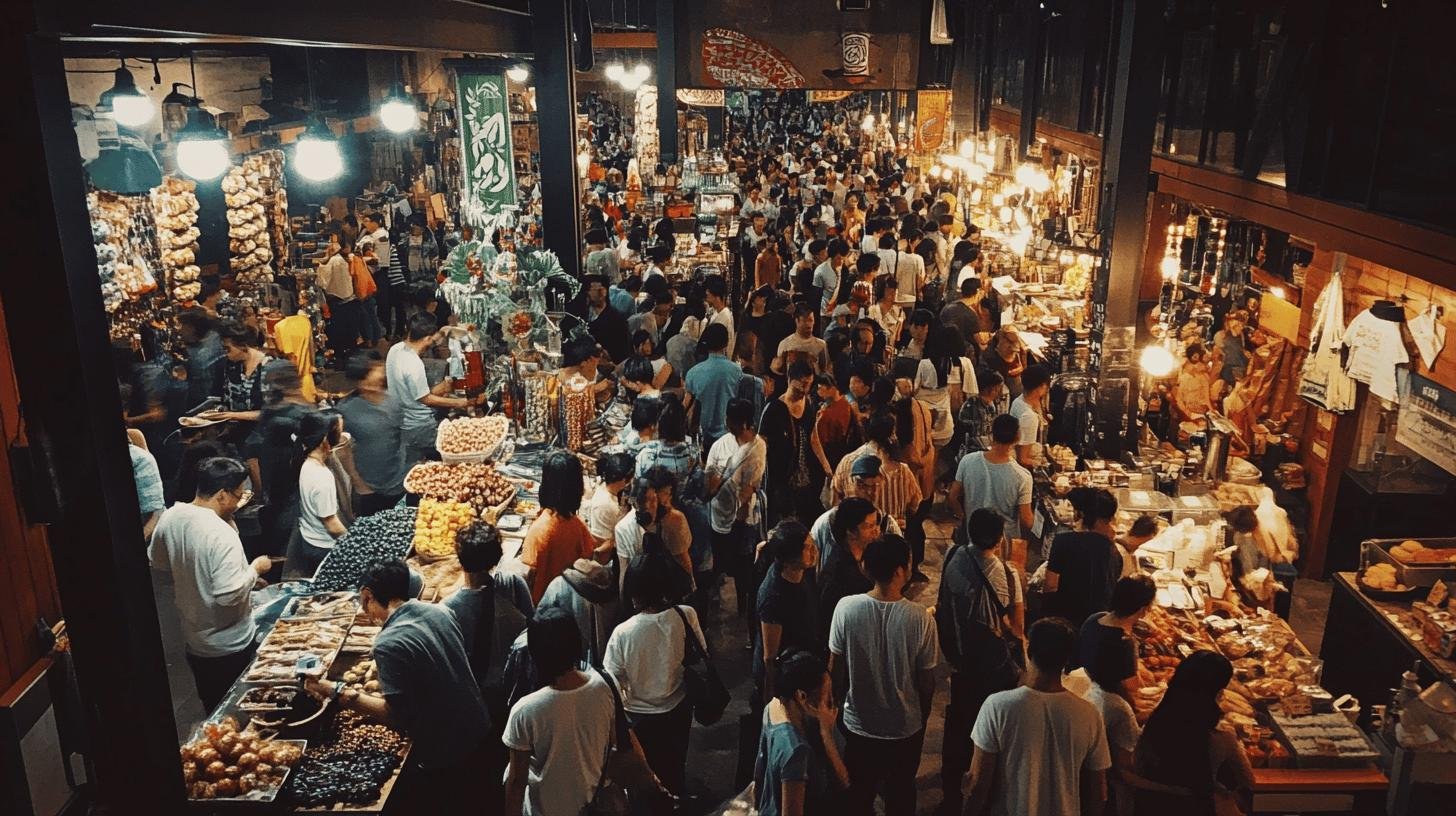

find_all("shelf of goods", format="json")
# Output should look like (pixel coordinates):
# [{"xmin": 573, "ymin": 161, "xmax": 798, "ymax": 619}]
[
  {"xmin": 1134, "ymin": 601, "xmax": 1389, "ymax": 809},
  {"xmin": 88, "ymin": 191, "xmax": 163, "ymax": 342},
  {"xmin": 224, "ymin": 150, "xmax": 289, "ymax": 290}
]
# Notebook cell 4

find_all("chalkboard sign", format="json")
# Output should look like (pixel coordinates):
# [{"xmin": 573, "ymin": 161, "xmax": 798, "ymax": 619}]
[{"xmin": 1396, "ymin": 371, "xmax": 1456, "ymax": 477}]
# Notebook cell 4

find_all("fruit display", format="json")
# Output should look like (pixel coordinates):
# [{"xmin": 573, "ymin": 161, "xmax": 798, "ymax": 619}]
[
  {"xmin": 180, "ymin": 716, "xmax": 304, "ymax": 801},
  {"xmin": 1388, "ymin": 539, "xmax": 1456, "ymax": 565},
  {"xmin": 284, "ymin": 710, "xmax": 407, "ymax": 808},
  {"xmin": 310, "ymin": 506, "xmax": 417, "ymax": 592},
  {"xmin": 223, "ymin": 152, "xmax": 285, "ymax": 288},
  {"xmin": 403, "ymin": 462, "xmax": 518, "ymax": 514},
  {"xmin": 244, "ymin": 617, "xmax": 350, "ymax": 683},
  {"xmin": 437, "ymin": 415, "xmax": 510, "ymax": 457},
  {"xmin": 413, "ymin": 498, "xmax": 476, "ymax": 559},
  {"xmin": 149, "ymin": 176, "xmax": 203, "ymax": 302}
]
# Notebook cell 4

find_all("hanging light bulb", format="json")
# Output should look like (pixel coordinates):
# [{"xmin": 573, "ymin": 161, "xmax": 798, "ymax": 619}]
[
  {"xmin": 929, "ymin": 166, "xmax": 942, "ymax": 180},
  {"xmin": 861, "ymin": 113, "xmax": 875, "ymax": 133},
  {"xmin": 378, "ymin": 82, "xmax": 418, "ymax": 134},
  {"xmin": 1140, "ymin": 345, "xmax": 1177, "ymax": 378},
  {"xmin": 294, "ymin": 115, "xmax": 343, "ymax": 182},
  {"xmin": 99, "ymin": 63, "xmax": 155, "ymax": 128},
  {"xmin": 507, "ymin": 64, "xmax": 530, "ymax": 83},
  {"xmin": 965, "ymin": 163, "xmax": 987, "ymax": 183},
  {"xmin": 605, "ymin": 62, "xmax": 626, "ymax": 82},
  {"xmin": 174, "ymin": 106, "xmax": 231, "ymax": 180},
  {"xmin": 632, "ymin": 64, "xmax": 651, "ymax": 82},
  {"xmin": 1160, "ymin": 256, "xmax": 1181, "ymax": 281},
  {"xmin": 959, "ymin": 138, "xmax": 975, "ymax": 158}
]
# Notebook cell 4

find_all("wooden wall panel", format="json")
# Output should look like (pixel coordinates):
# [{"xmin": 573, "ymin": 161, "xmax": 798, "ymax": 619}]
[{"xmin": 0, "ymin": 292, "xmax": 60, "ymax": 693}]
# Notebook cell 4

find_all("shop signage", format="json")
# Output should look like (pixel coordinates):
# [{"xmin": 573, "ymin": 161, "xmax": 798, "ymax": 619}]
[
  {"xmin": 809, "ymin": 90, "xmax": 854, "ymax": 104},
  {"xmin": 841, "ymin": 32, "xmax": 871, "ymax": 82},
  {"xmin": 677, "ymin": 88, "xmax": 725, "ymax": 107},
  {"xmin": 454, "ymin": 67, "xmax": 517, "ymax": 229},
  {"xmin": 701, "ymin": 28, "xmax": 807, "ymax": 89},
  {"xmin": 1395, "ymin": 371, "xmax": 1456, "ymax": 477},
  {"xmin": 916, "ymin": 90, "xmax": 951, "ymax": 153}
]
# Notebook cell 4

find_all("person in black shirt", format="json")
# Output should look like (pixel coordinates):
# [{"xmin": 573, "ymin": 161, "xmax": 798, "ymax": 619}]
[
  {"xmin": 1078, "ymin": 575, "xmax": 1155, "ymax": 696},
  {"xmin": 1045, "ymin": 487, "xmax": 1122, "ymax": 630},
  {"xmin": 574, "ymin": 274, "xmax": 631, "ymax": 363},
  {"xmin": 755, "ymin": 521, "xmax": 820, "ymax": 698},
  {"xmin": 815, "ymin": 497, "xmax": 879, "ymax": 649}
]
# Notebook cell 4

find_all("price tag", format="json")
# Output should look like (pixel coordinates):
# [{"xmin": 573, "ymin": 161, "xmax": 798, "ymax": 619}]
[
  {"xmin": 1280, "ymin": 693, "xmax": 1313, "ymax": 717},
  {"xmin": 1428, "ymin": 579, "xmax": 1449, "ymax": 608}
]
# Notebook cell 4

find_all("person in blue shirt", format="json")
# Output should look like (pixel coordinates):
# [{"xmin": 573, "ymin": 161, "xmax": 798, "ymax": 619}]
[
  {"xmin": 753, "ymin": 649, "xmax": 849, "ymax": 816},
  {"xmin": 683, "ymin": 323, "xmax": 743, "ymax": 451},
  {"xmin": 609, "ymin": 276, "xmax": 639, "ymax": 319}
]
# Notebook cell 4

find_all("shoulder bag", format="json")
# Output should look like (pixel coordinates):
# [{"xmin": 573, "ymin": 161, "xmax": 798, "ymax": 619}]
[
  {"xmin": 673, "ymin": 606, "xmax": 731, "ymax": 725},
  {"xmin": 582, "ymin": 669, "xmax": 633, "ymax": 816}
]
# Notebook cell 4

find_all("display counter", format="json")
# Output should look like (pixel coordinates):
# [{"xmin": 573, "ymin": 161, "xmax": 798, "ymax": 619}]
[{"xmin": 1322, "ymin": 572, "xmax": 1456, "ymax": 727}]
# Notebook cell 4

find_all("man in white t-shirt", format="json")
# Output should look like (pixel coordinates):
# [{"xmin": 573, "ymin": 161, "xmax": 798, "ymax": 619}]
[
  {"xmin": 149, "ymin": 457, "xmax": 271, "ymax": 710},
  {"xmin": 829, "ymin": 535, "xmax": 940, "ymax": 816},
  {"xmin": 387, "ymin": 313, "xmax": 480, "ymax": 465},
  {"xmin": 892, "ymin": 231, "xmax": 926, "ymax": 309},
  {"xmin": 813, "ymin": 238, "xmax": 849, "ymax": 318},
  {"xmin": 1010, "ymin": 363, "xmax": 1052, "ymax": 468},
  {"xmin": 964, "ymin": 618, "xmax": 1110, "ymax": 816},
  {"xmin": 704, "ymin": 275, "xmax": 736, "ymax": 359},
  {"xmin": 949, "ymin": 413, "xmax": 1035, "ymax": 543},
  {"xmin": 505, "ymin": 609, "xmax": 659, "ymax": 816},
  {"xmin": 581, "ymin": 452, "xmax": 634, "ymax": 553},
  {"xmin": 706, "ymin": 399, "xmax": 767, "ymax": 614}
]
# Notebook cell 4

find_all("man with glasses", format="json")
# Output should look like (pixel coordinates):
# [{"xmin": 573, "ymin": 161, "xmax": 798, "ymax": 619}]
[{"xmin": 149, "ymin": 457, "xmax": 272, "ymax": 710}]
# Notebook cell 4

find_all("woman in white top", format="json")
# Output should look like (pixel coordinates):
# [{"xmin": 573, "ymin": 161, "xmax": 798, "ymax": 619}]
[
  {"xmin": 604, "ymin": 551, "xmax": 708, "ymax": 796},
  {"xmin": 914, "ymin": 324, "xmax": 977, "ymax": 450},
  {"xmin": 867, "ymin": 277, "xmax": 905, "ymax": 351},
  {"xmin": 290, "ymin": 411, "xmax": 350, "ymax": 579}
]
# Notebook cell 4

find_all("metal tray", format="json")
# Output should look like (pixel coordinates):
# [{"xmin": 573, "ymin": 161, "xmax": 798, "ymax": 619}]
[
  {"xmin": 1364, "ymin": 538, "xmax": 1456, "ymax": 587},
  {"xmin": 188, "ymin": 739, "xmax": 306, "ymax": 804}
]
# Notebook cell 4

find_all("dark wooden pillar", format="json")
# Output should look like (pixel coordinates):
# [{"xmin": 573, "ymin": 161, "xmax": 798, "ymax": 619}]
[
  {"xmin": 1094, "ymin": 0, "xmax": 1164, "ymax": 454},
  {"xmin": 532, "ymin": 0, "xmax": 582, "ymax": 274},
  {"xmin": 656, "ymin": 0, "xmax": 679, "ymax": 166}
]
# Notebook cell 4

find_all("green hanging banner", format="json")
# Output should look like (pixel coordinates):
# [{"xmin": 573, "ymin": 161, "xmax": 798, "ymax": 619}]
[{"xmin": 454, "ymin": 66, "xmax": 517, "ymax": 229}]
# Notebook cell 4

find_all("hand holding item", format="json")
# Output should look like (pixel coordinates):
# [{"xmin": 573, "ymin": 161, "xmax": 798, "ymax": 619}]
[{"xmin": 250, "ymin": 555, "xmax": 273, "ymax": 576}]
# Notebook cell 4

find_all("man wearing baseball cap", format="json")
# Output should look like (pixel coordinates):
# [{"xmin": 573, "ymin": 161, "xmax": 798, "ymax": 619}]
[{"xmin": 809, "ymin": 453, "xmax": 903, "ymax": 568}]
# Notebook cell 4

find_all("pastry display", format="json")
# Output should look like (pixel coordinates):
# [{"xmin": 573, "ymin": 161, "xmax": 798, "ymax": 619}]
[
  {"xmin": 413, "ymin": 499, "xmax": 476, "ymax": 559},
  {"xmin": 180, "ymin": 716, "xmax": 303, "ymax": 801},
  {"xmin": 1361, "ymin": 562, "xmax": 1407, "ymax": 592},
  {"xmin": 88, "ymin": 192, "xmax": 158, "ymax": 304},
  {"xmin": 244, "ymin": 618, "xmax": 349, "ymax": 683},
  {"xmin": 149, "ymin": 176, "xmax": 203, "ymax": 302},
  {"xmin": 310, "ymin": 506, "xmax": 417, "ymax": 593},
  {"xmin": 237, "ymin": 686, "xmax": 300, "ymax": 712},
  {"xmin": 1388, "ymin": 539, "xmax": 1456, "ymax": 565},
  {"xmin": 407, "ymin": 553, "xmax": 466, "ymax": 601},
  {"xmin": 437, "ymin": 415, "xmax": 510, "ymax": 457},
  {"xmin": 403, "ymin": 462, "xmax": 518, "ymax": 515}
]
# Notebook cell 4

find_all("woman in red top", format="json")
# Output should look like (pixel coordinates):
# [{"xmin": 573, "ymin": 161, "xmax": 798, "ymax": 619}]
[{"xmin": 521, "ymin": 451, "xmax": 598, "ymax": 603}]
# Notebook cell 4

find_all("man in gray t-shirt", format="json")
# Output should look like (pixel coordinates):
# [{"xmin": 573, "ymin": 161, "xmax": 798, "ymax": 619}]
[
  {"xmin": 386, "ymin": 314, "xmax": 480, "ymax": 466},
  {"xmin": 828, "ymin": 536, "xmax": 940, "ymax": 816},
  {"xmin": 949, "ymin": 414, "xmax": 1034, "ymax": 544}
]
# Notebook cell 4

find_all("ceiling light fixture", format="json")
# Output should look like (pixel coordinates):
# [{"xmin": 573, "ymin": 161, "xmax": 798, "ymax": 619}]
[
  {"xmin": 99, "ymin": 62, "xmax": 155, "ymax": 128},
  {"xmin": 174, "ymin": 106, "xmax": 231, "ymax": 180},
  {"xmin": 295, "ymin": 114, "xmax": 343, "ymax": 182},
  {"xmin": 507, "ymin": 64, "xmax": 530, "ymax": 83}
]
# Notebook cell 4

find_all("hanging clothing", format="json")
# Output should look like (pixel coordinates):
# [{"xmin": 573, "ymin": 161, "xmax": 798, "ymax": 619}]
[
  {"xmin": 1297, "ymin": 271, "xmax": 1356, "ymax": 413},
  {"xmin": 1342, "ymin": 308, "xmax": 1408, "ymax": 403}
]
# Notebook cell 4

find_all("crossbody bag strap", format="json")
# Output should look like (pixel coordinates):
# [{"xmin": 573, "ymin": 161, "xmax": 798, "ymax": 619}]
[
  {"xmin": 671, "ymin": 605, "xmax": 708, "ymax": 664},
  {"xmin": 591, "ymin": 668, "xmax": 630, "ymax": 793},
  {"xmin": 968, "ymin": 552, "xmax": 1009, "ymax": 621}
]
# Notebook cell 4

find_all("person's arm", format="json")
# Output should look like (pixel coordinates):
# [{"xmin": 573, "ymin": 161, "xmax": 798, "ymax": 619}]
[
  {"xmin": 1214, "ymin": 730, "xmax": 1257, "ymax": 793},
  {"xmin": 962, "ymin": 747, "xmax": 998, "ymax": 816},
  {"xmin": 759, "ymin": 621, "xmax": 783, "ymax": 699},
  {"xmin": 809, "ymin": 410, "xmax": 833, "ymax": 475},
  {"xmin": 1043, "ymin": 541, "xmax": 1062, "ymax": 595},
  {"xmin": 780, "ymin": 780, "xmax": 806, "ymax": 816},
  {"xmin": 422, "ymin": 378, "xmax": 474, "ymax": 410},
  {"xmin": 142, "ymin": 512, "xmax": 161, "ymax": 542},
  {"xmin": 653, "ymin": 362, "xmax": 673, "ymax": 391},
  {"xmin": 1018, "ymin": 502, "xmax": 1034, "ymax": 536},
  {"xmin": 216, "ymin": 409, "xmax": 263, "ymax": 422},
  {"xmin": 1080, "ymin": 768, "xmax": 1108, "ymax": 816},
  {"xmin": 504, "ymin": 749, "xmax": 530, "ymax": 816},
  {"xmin": 321, "ymin": 514, "xmax": 347, "ymax": 538},
  {"xmin": 915, "ymin": 667, "xmax": 936, "ymax": 727}
]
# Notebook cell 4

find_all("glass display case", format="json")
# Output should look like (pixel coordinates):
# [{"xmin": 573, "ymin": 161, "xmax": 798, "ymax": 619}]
[{"xmin": 1347, "ymin": 398, "xmax": 1451, "ymax": 495}]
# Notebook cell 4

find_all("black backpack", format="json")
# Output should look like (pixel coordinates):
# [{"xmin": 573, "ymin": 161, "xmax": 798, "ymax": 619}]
[{"xmin": 935, "ymin": 543, "xmax": 1024, "ymax": 690}]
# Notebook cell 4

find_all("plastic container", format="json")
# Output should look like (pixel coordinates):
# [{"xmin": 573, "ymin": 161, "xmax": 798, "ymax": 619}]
[
  {"xmin": 1116, "ymin": 487, "xmax": 1174, "ymax": 519},
  {"xmin": 1171, "ymin": 493, "xmax": 1222, "ymax": 526}
]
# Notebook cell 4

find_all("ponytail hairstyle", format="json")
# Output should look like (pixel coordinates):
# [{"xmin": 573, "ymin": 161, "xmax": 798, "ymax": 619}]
[{"xmin": 293, "ymin": 409, "xmax": 342, "ymax": 478}]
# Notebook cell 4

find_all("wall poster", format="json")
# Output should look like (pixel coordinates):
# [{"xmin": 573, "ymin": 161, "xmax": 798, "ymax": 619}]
[
  {"xmin": 1396, "ymin": 371, "xmax": 1456, "ymax": 477},
  {"xmin": 454, "ymin": 66, "xmax": 517, "ymax": 230},
  {"xmin": 701, "ymin": 28, "xmax": 808, "ymax": 89}
]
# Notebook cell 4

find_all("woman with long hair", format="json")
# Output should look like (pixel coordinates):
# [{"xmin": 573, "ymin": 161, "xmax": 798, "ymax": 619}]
[
  {"xmin": 521, "ymin": 451, "xmax": 597, "ymax": 603},
  {"xmin": 1134, "ymin": 651, "xmax": 1254, "ymax": 815},
  {"xmin": 755, "ymin": 238, "xmax": 783, "ymax": 291}
]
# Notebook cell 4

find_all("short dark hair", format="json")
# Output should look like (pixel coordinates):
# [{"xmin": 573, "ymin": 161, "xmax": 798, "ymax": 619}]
[
  {"xmin": 959, "ymin": 277, "xmax": 980, "ymax": 297},
  {"xmin": 630, "ymin": 396, "xmax": 663, "ymax": 431},
  {"xmin": 813, "ymin": 373, "xmax": 838, "ymax": 392},
  {"xmin": 631, "ymin": 330, "xmax": 655, "ymax": 350},
  {"xmin": 787, "ymin": 359, "xmax": 815, "ymax": 381},
  {"xmin": 406, "ymin": 311, "xmax": 440, "ymax": 341},
  {"xmin": 861, "ymin": 534, "xmax": 911, "ymax": 584},
  {"xmin": 768, "ymin": 520, "xmax": 810, "ymax": 565},
  {"xmin": 1110, "ymin": 575, "xmax": 1157, "ymax": 617},
  {"xmin": 359, "ymin": 559, "xmax": 412, "ymax": 605},
  {"xmin": 621, "ymin": 355, "xmax": 654, "ymax": 386},
  {"xmin": 771, "ymin": 649, "xmax": 827, "ymax": 703},
  {"xmin": 878, "ymin": 233, "xmax": 896, "ymax": 249},
  {"xmin": 195, "ymin": 457, "xmax": 247, "ymax": 497},
  {"xmin": 828, "ymin": 238, "xmax": 849, "ymax": 258},
  {"xmin": 528, "ymin": 607, "xmax": 582, "ymax": 680},
  {"xmin": 866, "ymin": 412, "xmax": 897, "ymax": 450},
  {"xmin": 808, "ymin": 239, "xmax": 828, "ymax": 256},
  {"xmin": 1027, "ymin": 617, "xmax": 1078, "ymax": 675},
  {"xmin": 597, "ymin": 451, "xmax": 636, "ymax": 485},
  {"xmin": 725, "ymin": 398, "xmax": 756, "ymax": 433},
  {"xmin": 1067, "ymin": 486, "xmax": 1118, "ymax": 526},
  {"xmin": 624, "ymin": 550, "xmax": 681, "ymax": 610},
  {"xmin": 655, "ymin": 396, "xmax": 687, "ymax": 442},
  {"xmin": 219, "ymin": 321, "xmax": 259, "ymax": 348},
  {"xmin": 1129, "ymin": 514, "xmax": 1160, "ymax": 539},
  {"xmin": 792, "ymin": 302, "xmax": 815, "ymax": 320},
  {"xmin": 967, "ymin": 508, "xmax": 1005, "ymax": 550},
  {"xmin": 456, "ymin": 522, "xmax": 504, "ymax": 574},
  {"xmin": 832, "ymin": 496, "xmax": 877, "ymax": 543},
  {"xmin": 907, "ymin": 308, "xmax": 934, "ymax": 327},
  {"xmin": 856, "ymin": 253, "xmax": 881, "ymax": 276},
  {"xmin": 703, "ymin": 275, "xmax": 727, "ymax": 299},
  {"xmin": 344, "ymin": 349, "xmax": 384, "ymax": 383},
  {"xmin": 991, "ymin": 414, "xmax": 1021, "ymax": 445},
  {"xmin": 1022, "ymin": 364, "xmax": 1053, "ymax": 393},
  {"xmin": 177, "ymin": 308, "xmax": 216, "ymax": 338},
  {"xmin": 977, "ymin": 369, "xmax": 1004, "ymax": 393},
  {"xmin": 1226, "ymin": 505, "xmax": 1258, "ymax": 533},
  {"xmin": 538, "ymin": 451, "xmax": 585, "ymax": 516},
  {"xmin": 563, "ymin": 336, "xmax": 601, "ymax": 368}
]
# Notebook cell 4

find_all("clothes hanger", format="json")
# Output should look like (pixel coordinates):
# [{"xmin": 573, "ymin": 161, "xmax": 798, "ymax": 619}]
[{"xmin": 1370, "ymin": 299, "xmax": 1405, "ymax": 322}]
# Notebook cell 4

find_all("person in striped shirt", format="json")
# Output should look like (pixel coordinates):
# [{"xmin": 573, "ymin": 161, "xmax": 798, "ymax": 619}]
[{"xmin": 829, "ymin": 412, "xmax": 922, "ymax": 534}]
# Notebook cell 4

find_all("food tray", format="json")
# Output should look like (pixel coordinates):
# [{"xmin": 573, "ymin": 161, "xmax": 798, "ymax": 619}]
[
  {"xmin": 1268, "ymin": 712, "xmax": 1378, "ymax": 768},
  {"xmin": 281, "ymin": 592, "xmax": 359, "ymax": 621},
  {"xmin": 243, "ymin": 618, "xmax": 351, "ymax": 684},
  {"xmin": 237, "ymin": 686, "xmax": 300, "ymax": 712},
  {"xmin": 1364, "ymin": 538, "xmax": 1456, "ymax": 587},
  {"xmin": 435, "ymin": 415, "xmax": 510, "ymax": 464},
  {"xmin": 189, "ymin": 739, "xmax": 306, "ymax": 803}
]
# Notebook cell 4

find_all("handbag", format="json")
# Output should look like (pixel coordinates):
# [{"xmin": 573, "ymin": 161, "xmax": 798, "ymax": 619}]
[{"xmin": 673, "ymin": 606, "xmax": 731, "ymax": 725}]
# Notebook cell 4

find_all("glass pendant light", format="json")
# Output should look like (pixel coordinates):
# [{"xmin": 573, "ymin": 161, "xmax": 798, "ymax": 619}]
[
  {"xmin": 379, "ymin": 82, "xmax": 418, "ymax": 134},
  {"xmin": 295, "ymin": 115, "xmax": 343, "ymax": 182},
  {"xmin": 99, "ymin": 61, "xmax": 155, "ymax": 128}
]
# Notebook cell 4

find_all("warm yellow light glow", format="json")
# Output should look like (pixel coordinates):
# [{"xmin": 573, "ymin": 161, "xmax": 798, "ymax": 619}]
[{"xmin": 1141, "ymin": 345, "xmax": 1177, "ymax": 377}]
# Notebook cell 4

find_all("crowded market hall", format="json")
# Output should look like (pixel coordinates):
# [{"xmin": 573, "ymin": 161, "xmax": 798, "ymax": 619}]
[{"xmin": 4, "ymin": 1, "xmax": 1456, "ymax": 815}]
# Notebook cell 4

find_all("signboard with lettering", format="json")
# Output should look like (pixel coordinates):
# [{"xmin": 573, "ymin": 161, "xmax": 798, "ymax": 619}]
[
  {"xmin": 454, "ymin": 67, "xmax": 517, "ymax": 230},
  {"xmin": 1396, "ymin": 371, "xmax": 1456, "ymax": 476}
]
